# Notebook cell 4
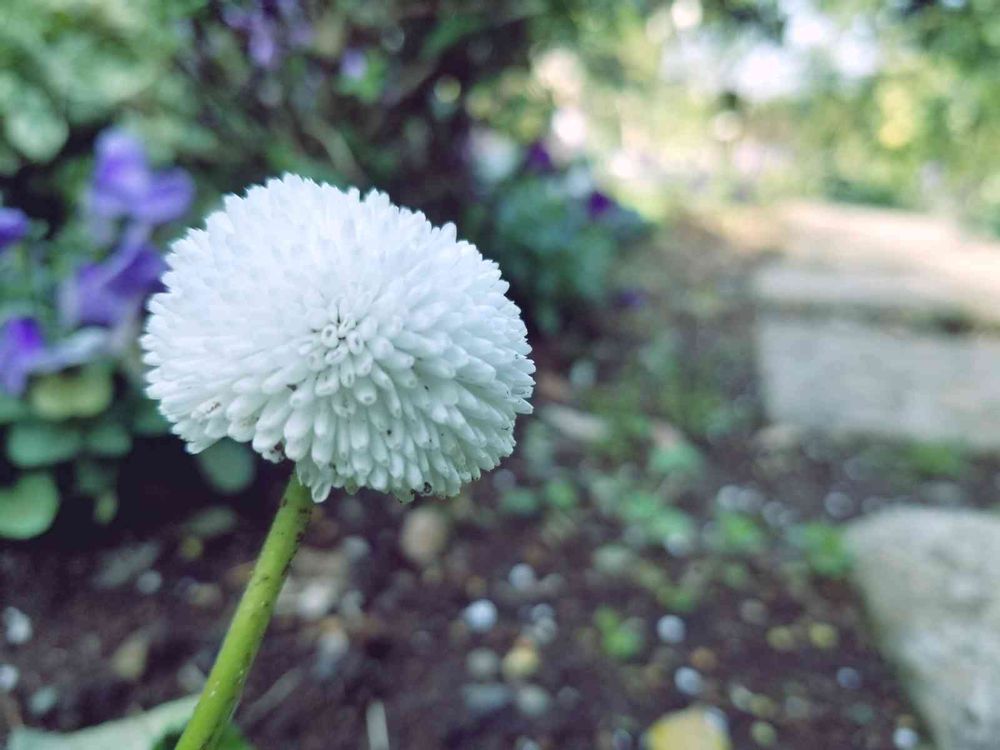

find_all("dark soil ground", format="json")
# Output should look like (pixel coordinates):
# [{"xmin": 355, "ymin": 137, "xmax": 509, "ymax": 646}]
[{"xmin": 4, "ymin": 216, "xmax": 988, "ymax": 749}]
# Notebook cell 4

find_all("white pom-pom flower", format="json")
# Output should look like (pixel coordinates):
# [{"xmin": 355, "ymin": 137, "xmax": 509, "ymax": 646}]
[{"xmin": 142, "ymin": 175, "xmax": 534, "ymax": 501}]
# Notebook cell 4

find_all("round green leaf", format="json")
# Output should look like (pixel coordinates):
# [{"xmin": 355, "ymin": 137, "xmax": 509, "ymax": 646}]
[
  {"xmin": 195, "ymin": 440, "xmax": 256, "ymax": 495},
  {"xmin": 93, "ymin": 491, "xmax": 119, "ymax": 526},
  {"xmin": 84, "ymin": 420, "xmax": 133, "ymax": 457},
  {"xmin": 7, "ymin": 422, "xmax": 83, "ymax": 467},
  {"xmin": 29, "ymin": 365, "xmax": 114, "ymax": 420},
  {"xmin": 4, "ymin": 87, "xmax": 67, "ymax": 162},
  {"xmin": 0, "ymin": 473, "xmax": 60, "ymax": 539},
  {"xmin": 0, "ymin": 392, "xmax": 28, "ymax": 424},
  {"xmin": 132, "ymin": 398, "xmax": 171, "ymax": 436},
  {"xmin": 74, "ymin": 459, "xmax": 118, "ymax": 497}
]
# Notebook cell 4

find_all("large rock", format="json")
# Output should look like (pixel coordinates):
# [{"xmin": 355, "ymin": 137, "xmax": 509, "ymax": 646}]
[
  {"xmin": 846, "ymin": 507, "xmax": 1000, "ymax": 750},
  {"xmin": 754, "ymin": 201, "xmax": 1000, "ymax": 448}
]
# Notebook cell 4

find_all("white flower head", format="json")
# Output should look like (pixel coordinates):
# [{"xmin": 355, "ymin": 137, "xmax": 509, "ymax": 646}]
[{"xmin": 142, "ymin": 175, "xmax": 534, "ymax": 501}]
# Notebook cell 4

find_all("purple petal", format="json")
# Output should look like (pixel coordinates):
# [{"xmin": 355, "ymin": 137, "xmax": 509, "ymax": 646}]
[
  {"xmin": 34, "ymin": 329, "xmax": 113, "ymax": 374},
  {"xmin": 340, "ymin": 49, "xmax": 367, "ymax": 81},
  {"xmin": 248, "ymin": 16, "xmax": 280, "ymax": 68},
  {"xmin": 524, "ymin": 141, "xmax": 554, "ymax": 173},
  {"xmin": 60, "ymin": 242, "xmax": 167, "ymax": 328},
  {"xmin": 0, "ymin": 207, "xmax": 29, "ymax": 250},
  {"xmin": 90, "ymin": 129, "xmax": 152, "ymax": 220},
  {"xmin": 88, "ymin": 128, "xmax": 193, "ymax": 228},
  {"xmin": 586, "ymin": 190, "xmax": 615, "ymax": 219},
  {"xmin": 0, "ymin": 317, "xmax": 45, "ymax": 395},
  {"xmin": 615, "ymin": 288, "xmax": 647, "ymax": 310},
  {"xmin": 130, "ymin": 169, "xmax": 195, "ymax": 225}
]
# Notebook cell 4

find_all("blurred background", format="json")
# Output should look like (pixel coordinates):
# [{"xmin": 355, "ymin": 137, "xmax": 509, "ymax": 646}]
[{"xmin": 1, "ymin": 1, "xmax": 999, "ymax": 748}]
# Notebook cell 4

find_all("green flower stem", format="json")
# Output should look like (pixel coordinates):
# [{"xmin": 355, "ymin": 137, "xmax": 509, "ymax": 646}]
[{"xmin": 175, "ymin": 474, "xmax": 313, "ymax": 750}]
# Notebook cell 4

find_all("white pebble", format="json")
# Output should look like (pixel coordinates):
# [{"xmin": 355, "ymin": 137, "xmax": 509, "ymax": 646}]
[
  {"xmin": 464, "ymin": 599, "xmax": 498, "ymax": 633},
  {"xmin": 656, "ymin": 615, "xmax": 686, "ymax": 644},
  {"xmin": 893, "ymin": 727, "xmax": 919, "ymax": 750},
  {"xmin": 509, "ymin": 564, "xmax": 537, "ymax": 591},
  {"xmin": 136, "ymin": 570, "xmax": 163, "ymax": 595},
  {"xmin": 823, "ymin": 491, "xmax": 854, "ymax": 518},
  {"xmin": 0, "ymin": 664, "xmax": 19, "ymax": 691},
  {"xmin": 836, "ymin": 667, "xmax": 862, "ymax": 690},
  {"xmin": 3, "ymin": 607, "xmax": 32, "ymax": 645},
  {"xmin": 674, "ymin": 666, "xmax": 703, "ymax": 696}
]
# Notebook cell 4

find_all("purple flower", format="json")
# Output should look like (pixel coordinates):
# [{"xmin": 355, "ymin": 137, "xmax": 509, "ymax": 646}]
[
  {"xmin": 586, "ymin": 190, "xmax": 616, "ymax": 219},
  {"xmin": 615, "ymin": 288, "xmax": 647, "ymax": 310},
  {"xmin": 524, "ymin": 141, "xmax": 554, "ymax": 173},
  {"xmin": 0, "ymin": 317, "xmax": 45, "ymax": 395},
  {"xmin": 60, "ymin": 241, "xmax": 167, "ymax": 329},
  {"xmin": 0, "ymin": 207, "xmax": 29, "ymax": 251},
  {"xmin": 340, "ymin": 48, "xmax": 367, "ymax": 81},
  {"xmin": 88, "ymin": 129, "xmax": 194, "ymax": 229},
  {"xmin": 223, "ymin": 0, "xmax": 311, "ymax": 69}
]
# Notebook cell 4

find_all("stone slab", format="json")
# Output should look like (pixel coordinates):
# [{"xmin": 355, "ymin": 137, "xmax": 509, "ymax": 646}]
[
  {"xmin": 846, "ymin": 507, "xmax": 1000, "ymax": 750},
  {"xmin": 754, "ymin": 202, "xmax": 1000, "ymax": 447}
]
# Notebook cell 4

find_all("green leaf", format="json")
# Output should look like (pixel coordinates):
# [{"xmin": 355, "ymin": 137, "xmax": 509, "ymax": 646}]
[
  {"xmin": 131, "ymin": 398, "xmax": 171, "ymax": 436},
  {"xmin": 420, "ymin": 16, "xmax": 487, "ymax": 60},
  {"xmin": 84, "ymin": 420, "xmax": 133, "ymax": 457},
  {"xmin": 714, "ymin": 511, "xmax": 767, "ymax": 555},
  {"xmin": 29, "ymin": 365, "xmax": 114, "ymax": 420},
  {"xmin": 195, "ymin": 440, "xmax": 256, "ymax": 495},
  {"xmin": 74, "ymin": 459, "xmax": 117, "ymax": 497},
  {"xmin": 543, "ymin": 478, "xmax": 578, "ymax": 510},
  {"xmin": 0, "ymin": 473, "xmax": 59, "ymax": 540},
  {"xmin": 650, "ymin": 441, "xmax": 704, "ymax": 479},
  {"xmin": 499, "ymin": 487, "xmax": 539, "ymax": 516},
  {"xmin": 8, "ymin": 695, "xmax": 199, "ymax": 750},
  {"xmin": 0, "ymin": 392, "xmax": 29, "ymax": 424},
  {"xmin": 7, "ymin": 422, "xmax": 82, "ymax": 467},
  {"xmin": 4, "ymin": 86, "xmax": 67, "ymax": 162},
  {"xmin": 93, "ymin": 491, "xmax": 119, "ymax": 525},
  {"xmin": 793, "ymin": 523, "xmax": 853, "ymax": 578}
]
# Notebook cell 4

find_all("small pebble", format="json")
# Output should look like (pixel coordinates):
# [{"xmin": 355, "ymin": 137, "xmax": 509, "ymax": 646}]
[
  {"xmin": 656, "ymin": 615, "xmax": 685, "ymax": 644},
  {"xmin": 28, "ymin": 686, "xmax": 58, "ymax": 716},
  {"xmin": 399, "ymin": 509, "xmax": 449, "ymax": 567},
  {"xmin": 0, "ymin": 664, "xmax": 19, "ymax": 692},
  {"xmin": 893, "ymin": 727, "xmax": 920, "ymax": 749},
  {"xmin": 808, "ymin": 622, "xmax": 839, "ymax": 650},
  {"xmin": 673, "ymin": 666, "xmax": 703, "ymax": 696},
  {"xmin": 690, "ymin": 647, "xmax": 718, "ymax": 671},
  {"xmin": 462, "ymin": 682, "xmax": 511, "ymax": 717},
  {"xmin": 3, "ymin": 607, "xmax": 32, "ymax": 645},
  {"xmin": 177, "ymin": 662, "xmax": 206, "ymax": 692},
  {"xmin": 715, "ymin": 485, "xmax": 740, "ymax": 510},
  {"xmin": 739, "ymin": 599, "xmax": 768, "ymax": 625},
  {"xmin": 515, "ymin": 684, "xmax": 552, "ymax": 718},
  {"xmin": 527, "ymin": 617, "xmax": 558, "ymax": 645},
  {"xmin": 502, "ymin": 642, "xmax": 540, "ymax": 681},
  {"xmin": 509, "ymin": 564, "xmax": 537, "ymax": 591},
  {"xmin": 314, "ymin": 627, "xmax": 350, "ymax": 678},
  {"xmin": 297, "ymin": 581, "xmax": 338, "ymax": 620},
  {"xmin": 836, "ymin": 667, "xmax": 862, "ymax": 690},
  {"xmin": 766, "ymin": 626, "xmax": 795, "ymax": 651},
  {"xmin": 750, "ymin": 720, "xmax": 777, "ymax": 747},
  {"xmin": 466, "ymin": 648, "xmax": 500, "ymax": 680},
  {"xmin": 342, "ymin": 535, "xmax": 371, "ymax": 562},
  {"xmin": 611, "ymin": 728, "xmax": 634, "ymax": 750},
  {"xmin": 823, "ymin": 491, "xmax": 854, "ymax": 518},
  {"xmin": 464, "ymin": 599, "xmax": 498, "ymax": 633},
  {"xmin": 136, "ymin": 570, "xmax": 163, "ymax": 595}
]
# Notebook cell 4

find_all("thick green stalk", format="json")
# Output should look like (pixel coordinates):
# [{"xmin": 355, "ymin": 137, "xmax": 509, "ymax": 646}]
[{"xmin": 175, "ymin": 474, "xmax": 314, "ymax": 750}]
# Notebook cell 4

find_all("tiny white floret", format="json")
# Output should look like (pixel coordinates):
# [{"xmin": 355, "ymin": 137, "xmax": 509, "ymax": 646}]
[{"xmin": 142, "ymin": 175, "xmax": 534, "ymax": 501}]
